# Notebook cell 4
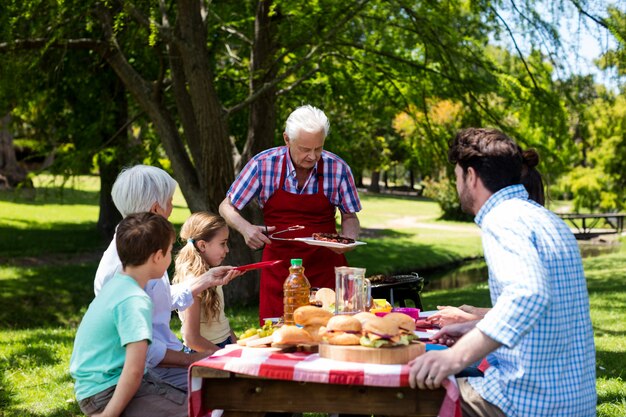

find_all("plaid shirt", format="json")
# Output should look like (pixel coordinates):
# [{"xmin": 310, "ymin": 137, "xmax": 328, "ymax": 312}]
[
  {"xmin": 227, "ymin": 146, "xmax": 361, "ymax": 213},
  {"xmin": 471, "ymin": 185, "xmax": 596, "ymax": 417}
]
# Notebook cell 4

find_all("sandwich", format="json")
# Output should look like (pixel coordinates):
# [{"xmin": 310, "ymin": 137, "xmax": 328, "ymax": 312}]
[
  {"xmin": 272, "ymin": 325, "xmax": 314, "ymax": 346},
  {"xmin": 294, "ymin": 305, "xmax": 333, "ymax": 342},
  {"xmin": 320, "ymin": 315, "xmax": 362, "ymax": 345},
  {"xmin": 352, "ymin": 311, "xmax": 377, "ymax": 326},
  {"xmin": 359, "ymin": 316, "xmax": 405, "ymax": 348},
  {"xmin": 383, "ymin": 312, "xmax": 418, "ymax": 343}
]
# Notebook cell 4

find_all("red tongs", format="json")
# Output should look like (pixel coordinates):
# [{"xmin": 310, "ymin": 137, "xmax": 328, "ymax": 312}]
[{"xmin": 266, "ymin": 225, "xmax": 305, "ymax": 241}]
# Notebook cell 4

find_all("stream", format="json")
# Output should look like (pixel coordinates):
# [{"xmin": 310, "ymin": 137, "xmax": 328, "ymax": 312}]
[{"xmin": 422, "ymin": 239, "xmax": 621, "ymax": 292}]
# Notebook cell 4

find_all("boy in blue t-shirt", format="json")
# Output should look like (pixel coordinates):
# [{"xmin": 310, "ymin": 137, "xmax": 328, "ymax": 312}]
[{"xmin": 70, "ymin": 212, "xmax": 187, "ymax": 417}]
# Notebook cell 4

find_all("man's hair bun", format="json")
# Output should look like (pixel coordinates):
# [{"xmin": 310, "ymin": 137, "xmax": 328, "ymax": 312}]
[{"xmin": 522, "ymin": 149, "xmax": 539, "ymax": 169}]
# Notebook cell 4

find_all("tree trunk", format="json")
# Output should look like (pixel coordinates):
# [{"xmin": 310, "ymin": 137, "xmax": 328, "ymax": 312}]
[
  {"xmin": 0, "ymin": 112, "xmax": 28, "ymax": 188},
  {"xmin": 226, "ymin": 0, "xmax": 280, "ymax": 304},
  {"xmin": 96, "ymin": 78, "xmax": 129, "ymax": 242},
  {"xmin": 240, "ymin": 0, "xmax": 279, "ymax": 169},
  {"xmin": 368, "ymin": 171, "xmax": 381, "ymax": 193},
  {"xmin": 97, "ymin": 158, "xmax": 123, "ymax": 241},
  {"xmin": 175, "ymin": 0, "xmax": 259, "ymax": 304}
]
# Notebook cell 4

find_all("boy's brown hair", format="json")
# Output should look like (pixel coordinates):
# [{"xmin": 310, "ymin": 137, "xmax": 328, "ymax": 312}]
[{"xmin": 116, "ymin": 212, "xmax": 176, "ymax": 268}]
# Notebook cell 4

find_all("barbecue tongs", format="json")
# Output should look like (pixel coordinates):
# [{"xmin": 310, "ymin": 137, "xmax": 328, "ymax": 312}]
[{"xmin": 266, "ymin": 225, "xmax": 305, "ymax": 241}]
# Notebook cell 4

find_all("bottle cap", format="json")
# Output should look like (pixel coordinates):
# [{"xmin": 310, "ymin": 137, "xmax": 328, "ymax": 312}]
[{"xmin": 290, "ymin": 258, "xmax": 302, "ymax": 266}]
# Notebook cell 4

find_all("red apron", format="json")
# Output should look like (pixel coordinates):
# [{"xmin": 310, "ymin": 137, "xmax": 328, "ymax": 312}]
[{"xmin": 259, "ymin": 156, "xmax": 347, "ymax": 322}]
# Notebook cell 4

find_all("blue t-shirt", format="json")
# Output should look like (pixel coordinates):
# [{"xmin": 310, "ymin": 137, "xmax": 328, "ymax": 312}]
[{"xmin": 70, "ymin": 273, "xmax": 153, "ymax": 401}]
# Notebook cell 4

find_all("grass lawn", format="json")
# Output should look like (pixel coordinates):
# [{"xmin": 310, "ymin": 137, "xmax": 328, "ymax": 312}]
[{"xmin": 0, "ymin": 176, "xmax": 624, "ymax": 416}]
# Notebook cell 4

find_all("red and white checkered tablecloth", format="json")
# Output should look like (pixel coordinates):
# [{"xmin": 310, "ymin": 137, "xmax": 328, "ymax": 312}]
[{"xmin": 189, "ymin": 345, "xmax": 461, "ymax": 417}]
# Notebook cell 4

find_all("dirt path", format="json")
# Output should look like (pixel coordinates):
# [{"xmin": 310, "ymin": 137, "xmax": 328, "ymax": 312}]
[{"xmin": 368, "ymin": 216, "xmax": 481, "ymax": 234}]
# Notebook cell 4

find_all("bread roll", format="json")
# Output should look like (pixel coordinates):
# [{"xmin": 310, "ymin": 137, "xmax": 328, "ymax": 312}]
[
  {"xmin": 272, "ymin": 325, "xmax": 314, "ymax": 345},
  {"xmin": 314, "ymin": 287, "xmax": 336, "ymax": 308},
  {"xmin": 294, "ymin": 305, "xmax": 333, "ymax": 326},
  {"xmin": 303, "ymin": 324, "xmax": 323, "ymax": 342}
]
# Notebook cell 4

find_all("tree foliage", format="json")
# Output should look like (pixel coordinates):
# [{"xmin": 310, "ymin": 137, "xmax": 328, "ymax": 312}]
[{"xmin": 2, "ymin": 0, "xmax": 626, "ymax": 300}]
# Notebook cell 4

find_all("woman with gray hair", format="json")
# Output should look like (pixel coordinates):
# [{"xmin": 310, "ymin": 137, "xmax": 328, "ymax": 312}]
[
  {"xmin": 219, "ymin": 105, "xmax": 362, "ymax": 323},
  {"xmin": 95, "ymin": 164, "xmax": 241, "ymax": 391}
]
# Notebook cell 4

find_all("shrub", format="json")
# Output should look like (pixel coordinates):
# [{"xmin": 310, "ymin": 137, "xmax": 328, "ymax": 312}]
[{"xmin": 422, "ymin": 177, "xmax": 473, "ymax": 221}]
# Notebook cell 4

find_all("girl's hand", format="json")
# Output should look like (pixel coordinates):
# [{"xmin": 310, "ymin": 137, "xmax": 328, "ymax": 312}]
[{"xmin": 221, "ymin": 268, "xmax": 243, "ymax": 285}]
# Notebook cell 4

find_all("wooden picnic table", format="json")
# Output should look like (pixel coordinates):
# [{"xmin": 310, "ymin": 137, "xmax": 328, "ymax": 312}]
[
  {"xmin": 188, "ymin": 346, "xmax": 455, "ymax": 417},
  {"xmin": 191, "ymin": 367, "xmax": 446, "ymax": 417},
  {"xmin": 557, "ymin": 212, "xmax": 625, "ymax": 236}
]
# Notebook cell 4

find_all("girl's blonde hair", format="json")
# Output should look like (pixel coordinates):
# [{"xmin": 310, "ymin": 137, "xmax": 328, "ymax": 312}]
[{"xmin": 173, "ymin": 212, "xmax": 227, "ymax": 320}]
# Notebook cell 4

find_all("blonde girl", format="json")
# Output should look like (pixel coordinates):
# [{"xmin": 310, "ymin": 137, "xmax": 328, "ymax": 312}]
[{"xmin": 173, "ymin": 212, "xmax": 238, "ymax": 353}]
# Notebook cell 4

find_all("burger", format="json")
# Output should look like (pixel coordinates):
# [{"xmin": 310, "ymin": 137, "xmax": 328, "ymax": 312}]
[
  {"xmin": 293, "ymin": 305, "xmax": 333, "ymax": 342},
  {"xmin": 384, "ymin": 312, "xmax": 418, "ymax": 343},
  {"xmin": 272, "ymin": 325, "xmax": 314, "ymax": 346},
  {"xmin": 359, "ymin": 316, "xmax": 404, "ymax": 348},
  {"xmin": 320, "ymin": 315, "xmax": 362, "ymax": 345},
  {"xmin": 352, "ymin": 311, "xmax": 377, "ymax": 326}
]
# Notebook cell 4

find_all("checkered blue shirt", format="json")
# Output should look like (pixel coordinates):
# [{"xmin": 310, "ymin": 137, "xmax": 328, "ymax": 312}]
[
  {"xmin": 471, "ymin": 185, "xmax": 596, "ymax": 417},
  {"xmin": 227, "ymin": 146, "xmax": 361, "ymax": 213}
]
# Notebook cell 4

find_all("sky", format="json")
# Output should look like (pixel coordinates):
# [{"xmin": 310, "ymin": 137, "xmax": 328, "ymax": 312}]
[
  {"xmin": 496, "ymin": 1, "xmax": 623, "ymax": 91},
  {"xmin": 556, "ymin": 3, "xmax": 620, "ymax": 89}
]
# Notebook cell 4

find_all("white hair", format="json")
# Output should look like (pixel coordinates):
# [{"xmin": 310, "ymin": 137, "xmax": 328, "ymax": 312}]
[
  {"xmin": 111, "ymin": 165, "xmax": 178, "ymax": 217},
  {"xmin": 284, "ymin": 105, "xmax": 330, "ymax": 141}
]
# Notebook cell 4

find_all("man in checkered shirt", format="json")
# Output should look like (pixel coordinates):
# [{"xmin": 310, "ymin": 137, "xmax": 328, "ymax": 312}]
[
  {"xmin": 409, "ymin": 128, "xmax": 596, "ymax": 417},
  {"xmin": 219, "ymin": 105, "xmax": 362, "ymax": 322}
]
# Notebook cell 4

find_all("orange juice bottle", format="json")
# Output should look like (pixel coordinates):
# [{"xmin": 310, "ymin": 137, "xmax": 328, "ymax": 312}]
[{"xmin": 283, "ymin": 258, "xmax": 311, "ymax": 325}]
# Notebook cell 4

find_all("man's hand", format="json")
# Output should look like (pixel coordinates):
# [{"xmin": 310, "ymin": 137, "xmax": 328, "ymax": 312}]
[
  {"xmin": 328, "ymin": 246, "xmax": 356, "ymax": 255},
  {"xmin": 219, "ymin": 197, "xmax": 275, "ymax": 250},
  {"xmin": 409, "ymin": 326, "xmax": 502, "ymax": 390},
  {"xmin": 426, "ymin": 305, "xmax": 481, "ymax": 327},
  {"xmin": 429, "ymin": 321, "xmax": 476, "ymax": 346},
  {"xmin": 242, "ymin": 224, "xmax": 275, "ymax": 250},
  {"xmin": 408, "ymin": 349, "xmax": 465, "ymax": 390}
]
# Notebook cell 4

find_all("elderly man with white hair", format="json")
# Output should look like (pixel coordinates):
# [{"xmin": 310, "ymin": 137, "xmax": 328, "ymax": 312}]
[
  {"xmin": 220, "ymin": 105, "xmax": 362, "ymax": 322},
  {"xmin": 95, "ymin": 165, "xmax": 241, "ymax": 391}
]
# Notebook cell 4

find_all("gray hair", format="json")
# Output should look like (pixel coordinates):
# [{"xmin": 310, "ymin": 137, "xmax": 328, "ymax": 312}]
[
  {"xmin": 111, "ymin": 165, "xmax": 178, "ymax": 217},
  {"xmin": 284, "ymin": 105, "xmax": 330, "ymax": 141}
]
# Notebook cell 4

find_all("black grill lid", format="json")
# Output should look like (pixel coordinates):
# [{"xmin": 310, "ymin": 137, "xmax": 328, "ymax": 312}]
[{"xmin": 368, "ymin": 272, "xmax": 423, "ymax": 287}]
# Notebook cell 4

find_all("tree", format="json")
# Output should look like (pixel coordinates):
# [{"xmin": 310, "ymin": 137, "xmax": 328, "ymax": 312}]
[{"xmin": 3, "ymin": 0, "xmax": 618, "ymax": 302}]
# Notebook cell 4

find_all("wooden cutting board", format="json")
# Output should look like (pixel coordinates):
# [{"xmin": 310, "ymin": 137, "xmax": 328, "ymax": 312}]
[
  {"xmin": 319, "ymin": 342, "xmax": 425, "ymax": 364},
  {"xmin": 272, "ymin": 343, "xmax": 319, "ymax": 353}
]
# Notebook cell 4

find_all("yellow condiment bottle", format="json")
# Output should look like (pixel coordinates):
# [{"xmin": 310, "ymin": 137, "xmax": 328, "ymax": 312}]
[{"xmin": 283, "ymin": 258, "xmax": 311, "ymax": 325}]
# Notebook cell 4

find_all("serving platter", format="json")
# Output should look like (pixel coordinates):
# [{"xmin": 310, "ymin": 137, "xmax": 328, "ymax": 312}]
[
  {"xmin": 294, "ymin": 237, "xmax": 367, "ymax": 249},
  {"xmin": 319, "ymin": 342, "xmax": 424, "ymax": 364}
]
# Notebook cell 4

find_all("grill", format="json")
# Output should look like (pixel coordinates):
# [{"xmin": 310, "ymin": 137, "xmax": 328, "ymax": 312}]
[
  {"xmin": 369, "ymin": 272, "xmax": 424, "ymax": 309},
  {"xmin": 370, "ymin": 272, "xmax": 424, "ymax": 288}
]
